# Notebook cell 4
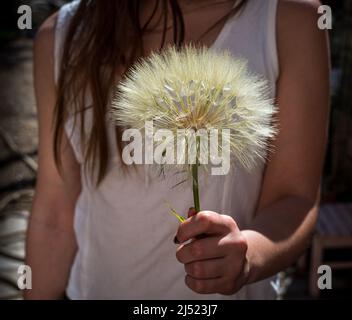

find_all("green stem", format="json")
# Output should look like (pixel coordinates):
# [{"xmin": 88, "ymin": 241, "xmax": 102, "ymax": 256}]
[
  {"xmin": 192, "ymin": 163, "xmax": 200, "ymax": 213},
  {"xmin": 192, "ymin": 136, "xmax": 200, "ymax": 213}
]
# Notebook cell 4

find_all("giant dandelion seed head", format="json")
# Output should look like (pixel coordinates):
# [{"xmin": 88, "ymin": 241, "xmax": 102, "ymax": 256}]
[{"xmin": 111, "ymin": 45, "xmax": 277, "ymax": 175}]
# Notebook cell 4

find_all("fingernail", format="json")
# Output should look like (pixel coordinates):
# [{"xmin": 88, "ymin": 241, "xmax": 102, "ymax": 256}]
[
  {"xmin": 188, "ymin": 207, "xmax": 196, "ymax": 217},
  {"xmin": 173, "ymin": 235, "xmax": 180, "ymax": 244}
]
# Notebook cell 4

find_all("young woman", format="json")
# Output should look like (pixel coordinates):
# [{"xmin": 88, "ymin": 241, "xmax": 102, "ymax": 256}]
[{"xmin": 25, "ymin": 0, "xmax": 330, "ymax": 299}]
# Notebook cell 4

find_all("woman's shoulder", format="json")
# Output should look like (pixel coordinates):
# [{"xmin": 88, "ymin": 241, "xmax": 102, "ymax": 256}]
[
  {"xmin": 278, "ymin": 0, "xmax": 321, "ymax": 9},
  {"xmin": 277, "ymin": 0, "xmax": 322, "ymax": 22},
  {"xmin": 34, "ymin": 12, "xmax": 58, "ymax": 61},
  {"xmin": 277, "ymin": 0, "xmax": 326, "ymax": 63},
  {"xmin": 35, "ymin": 1, "xmax": 81, "ymax": 83},
  {"xmin": 35, "ymin": 0, "xmax": 79, "ymax": 44}
]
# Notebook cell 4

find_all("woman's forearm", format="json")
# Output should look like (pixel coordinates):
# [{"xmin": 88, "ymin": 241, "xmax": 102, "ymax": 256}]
[
  {"xmin": 24, "ymin": 215, "xmax": 77, "ymax": 299},
  {"xmin": 242, "ymin": 195, "xmax": 318, "ymax": 284}
]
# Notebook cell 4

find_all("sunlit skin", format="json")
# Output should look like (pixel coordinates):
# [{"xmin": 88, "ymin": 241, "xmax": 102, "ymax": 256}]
[{"xmin": 25, "ymin": 0, "xmax": 329, "ymax": 298}]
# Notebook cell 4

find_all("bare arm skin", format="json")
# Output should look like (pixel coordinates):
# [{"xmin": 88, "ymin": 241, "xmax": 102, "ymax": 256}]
[
  {"xmin": 24, "ymin": 14, "xmax": 81, "ymax": 299},
  {"xmin": 176, "ymin": 0, "xmax": 330, "ymax": 294}
]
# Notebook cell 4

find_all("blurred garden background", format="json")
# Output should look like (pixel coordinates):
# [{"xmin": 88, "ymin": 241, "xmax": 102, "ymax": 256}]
[{"xmin": 0, "ymin": 0, "xmax": 351, "ymax": 299}]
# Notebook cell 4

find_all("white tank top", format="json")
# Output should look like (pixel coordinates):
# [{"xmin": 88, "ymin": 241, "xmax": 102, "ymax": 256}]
[{"xmin": 55, "ymin": 0, "xmax": 279, "ymax": 300}]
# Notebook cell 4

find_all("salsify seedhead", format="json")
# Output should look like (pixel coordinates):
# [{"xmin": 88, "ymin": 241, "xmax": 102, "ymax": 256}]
[{"xmin": 111, "ymin": 45, "xmax": 277, "ymax": 175}]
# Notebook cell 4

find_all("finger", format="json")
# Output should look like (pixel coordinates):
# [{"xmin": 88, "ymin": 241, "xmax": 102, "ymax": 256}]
[
  {"xmin": 184, "ymin": 258, "xmax": 225, "ymax": 279},
  {"xmin": 188, "ymin": 207, "xmax": 203, "ymax": 241},
  {"xmin": 176, "ymin": 236, "xmax": 226, "ymax": 264},
  {"xmin": 176, "ymin": 211, "xmax": 232, "ymax": 243},
  {"xmin": 173, "ymin": 207, "xmax": 199, "ymax": 244},
  {"xmin": 185, "ymin": 275, "xmax": 234, "ymax": 295}
]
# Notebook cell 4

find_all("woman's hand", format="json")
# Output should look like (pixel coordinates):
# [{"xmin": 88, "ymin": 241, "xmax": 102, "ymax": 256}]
[{"xmin": 175, "ymin": 209, "xmax": 249, "ymax": 295}]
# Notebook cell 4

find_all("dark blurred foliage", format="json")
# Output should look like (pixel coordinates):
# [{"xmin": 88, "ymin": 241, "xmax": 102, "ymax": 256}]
[
  {"xmin": 0, "ymin": 0, "xmax": 70, "ymax": 43},
  {"xmin": 322, "ymin": 0, "xmax": 352, "ymax": 202},
  {"xmin": 0, "ymin": 1, "xmax": 24, "ymax": 42}
]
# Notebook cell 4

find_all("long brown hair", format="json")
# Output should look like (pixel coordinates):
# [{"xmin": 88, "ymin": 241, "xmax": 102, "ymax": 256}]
[{"xmin": 53, "ymin": 0, "xmax": 247, "ymax": 185}]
